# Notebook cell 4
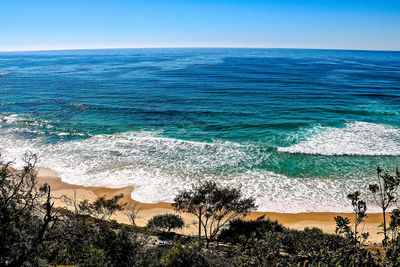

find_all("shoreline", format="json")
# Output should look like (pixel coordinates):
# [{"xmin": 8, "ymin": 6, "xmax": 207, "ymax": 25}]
[{"xmin": 38, "ymin": 168, "xmax": 387, "ymax": 244}]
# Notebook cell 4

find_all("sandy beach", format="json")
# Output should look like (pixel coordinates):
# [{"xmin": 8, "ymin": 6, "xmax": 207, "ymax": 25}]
[{"xmin": 38, "ymin": 168, "xmax": 387, "ymax": 244}]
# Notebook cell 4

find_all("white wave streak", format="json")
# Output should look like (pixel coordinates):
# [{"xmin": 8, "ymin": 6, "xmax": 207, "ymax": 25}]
[
  {"xmin": 1, "ymin": 114, "xmax": 21, "ymax": 124},
  {"xmin": 278, "ymin": 121, "xmax": 400, "ymax": 156},
  {"xmin": 0, "ymin": 127, "xmax": 383, "ymax": 213},
  {"xmin": 228, "ymin": 170, "xmax": 382, "ymax": 213},
  {"xmin": 0, "ymin": 131, "xmax": 256, "ymax": 202}
]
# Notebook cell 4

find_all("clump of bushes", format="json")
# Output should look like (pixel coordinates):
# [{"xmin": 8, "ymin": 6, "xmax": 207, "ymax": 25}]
[
  {"xmin": 147, "ymin": 213, "xmax": 185, "ymax": 233},
  {"xmin": 218, "ymin": 215, "xmax": 284, "ymax": 244},
  {"xmin": 159, "ymin": 242, "xmax": 219, "ymax": 267}
]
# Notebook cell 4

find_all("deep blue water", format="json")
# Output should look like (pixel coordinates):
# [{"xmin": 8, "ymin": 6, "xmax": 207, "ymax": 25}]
[{"xmin": 1, "ymin": 48, "xmax": 400, "ymax": 212}]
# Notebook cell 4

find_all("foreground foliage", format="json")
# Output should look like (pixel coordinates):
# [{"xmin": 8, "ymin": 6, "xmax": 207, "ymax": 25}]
[
  {"xmin": 0, "ymin": 153, "xmax": 55, "ymax": 266},
  {"xmin": 369, "ymin": 166, "xmax": 400, "ymax": 245},
  {"xmin": 1, "ymin": 153, "xmax": 400, "ymax": 266}
]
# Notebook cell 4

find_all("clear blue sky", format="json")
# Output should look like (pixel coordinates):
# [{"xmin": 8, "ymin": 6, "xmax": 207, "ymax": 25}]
[{"xmin": 1, "ymin": 0, "xmax": 399, "ymax": 51}]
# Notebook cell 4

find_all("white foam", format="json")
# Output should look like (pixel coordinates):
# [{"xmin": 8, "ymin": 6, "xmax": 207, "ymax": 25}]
[
  {"xmin": 0, "ymin": 124, "xmax": 387, "ymax": 213},
  {"xmin": 278, "ymin": 121, "xmax": 400, "ymax": 156},
  {"xmin": 0, "ymin": 129, "xmax": 250, "ymax": 191},
  {"xmin": 1, "ymin": 114, "xmax": 21, "ymax": 124},
  {"xmin": 232, "ymin": 170, "xmax": 382, "ymax": 213},
  {"xmin": 56, "ymin": 132, "xmax": 70, "ymax": 136}
]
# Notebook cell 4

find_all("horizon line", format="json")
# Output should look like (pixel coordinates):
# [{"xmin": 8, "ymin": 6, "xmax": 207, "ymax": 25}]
[{"xmin": 0, "ymin": 46, "xmax": 399, "ymax": 53}]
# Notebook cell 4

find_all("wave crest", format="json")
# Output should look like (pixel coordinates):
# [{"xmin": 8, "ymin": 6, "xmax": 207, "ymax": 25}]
[
  {"xmin": 278, "ymin": 121, "xmax": 400, "ymax": 156},
  {"xmin": 0, "ymin": 120, "xmax": 395, "ymax": 213}
]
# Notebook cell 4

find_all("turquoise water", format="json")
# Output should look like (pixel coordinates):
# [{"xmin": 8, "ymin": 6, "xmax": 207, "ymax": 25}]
[{"xmin": 1, "ymin": 48, "xmax": 400, "ymax": 212}]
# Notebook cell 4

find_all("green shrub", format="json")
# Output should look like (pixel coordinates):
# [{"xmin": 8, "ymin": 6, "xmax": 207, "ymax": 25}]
[
  {"xmin": 81, "ymin": 245, "xmax": 107, "ymax": 267},
  {"xmin": 147, "ymin": 213, "xmax": 184, "ymax": 233},
  {"xmin": 160, "ymin": 243, "xmax": 212, "ymax": 267},
  {"xmin": 281, "ymin": 227, "xmax": 346, "ymax": 255},
  {"xmin": 218, "ymin": 216, "xmax": 284, "ymax": 244},
  {"xmin": 96, "ymin": 224, "xmax": 149, "ymax": 266},
  {"xmin": 233, "ymin": 231, "xmax": 283, "ymax": 266}
]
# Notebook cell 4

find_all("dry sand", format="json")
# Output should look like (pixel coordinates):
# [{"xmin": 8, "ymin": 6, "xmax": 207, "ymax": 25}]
[{"xmin": 38, "ymin": 168, "xmax": 387, "ymax": 244}]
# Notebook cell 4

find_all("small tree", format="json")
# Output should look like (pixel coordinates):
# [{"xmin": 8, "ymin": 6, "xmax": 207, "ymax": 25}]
[
  {"xmin": 125, "ymin": 203, "xmax": 141, "ymax": 226},
  {"xmin": 368, "ymin": 166, "xmax": 400, "ymax": 245},
  {"xmin": 147, "ymin": 213, "xmax": 184, "ymax": 233},
  {"xmin": 79, "ymin": 194, "xmax": 125, "ymax": 220},
  {"xmin": 347, "ymin": 191, "xmax": 368, "ymax": 244},
  {"xmin": 334, "ymin": 216, "xmax": 351, "ymax": 238},
  {"xmin": 173, "ymin": 180, "xmax": 256, "ymax": 247},
  {"xmin": 334, "ymin": 191, "xmax": 368, "ymax": 246}
]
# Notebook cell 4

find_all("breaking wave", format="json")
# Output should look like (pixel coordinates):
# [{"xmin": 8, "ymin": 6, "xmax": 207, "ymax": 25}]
[
  {"xmin": 278, "ymin": 121, "xmax": 400, "ymax": 156},
  {"xmin": 0, "ymin": 118, "xmax": 385, "ymax": 213}
]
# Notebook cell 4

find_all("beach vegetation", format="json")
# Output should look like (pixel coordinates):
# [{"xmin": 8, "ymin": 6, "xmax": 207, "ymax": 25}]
[
  {"xmin": 0, "ymin": 152, "xmax": 56, "ymax": 266},
  {"xmin": 347, "ymin": 191, "xmax": 369, "ymax": 245},
  {"xmin": 125, "ymin": 202, "xmax": 141, "ymax": 226},
  {"xmin": 78, "ymin": 193, "xmax": 126, "ymax": 220},
  {"xmin": 231, "ymin": 223, "xmax": 374, "ymax": 266},
  {"xmin": 369, "ymin": 166, "xmax": 400, "ymax": 245},
  {"xmin": 218, "ymin": 215, "xmax": 284, "ymax": 245},
  {"xmin": 172, "ymin": 180, "xmax": 256, "ymax": 247},
  {"xmin": 159, "ymin": 242, "xmax": 218, "ymax": 267},
  {"xmin": 334, "ymin": 215, "xmax": 351, "ymax": 237},
  {"xmin": 147, "ymin": 213, "xmax": 185, "ymax": 233},
  {"xmin": 386, "ymin": 209, "xmax": 400, "ymax": 264}
]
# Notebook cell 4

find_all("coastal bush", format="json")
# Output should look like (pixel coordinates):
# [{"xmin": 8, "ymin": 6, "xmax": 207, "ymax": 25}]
[
  {"xmin": 389, "ymin": 209, "xmax": 400, "ymax": 241},
  {"xmin": 346, "ymin": 191, "xmax": 369, "ymax": 245},
  {"xmin": 159, "ymin": 242, "xmax": 216, "ymax": 267},
  {"xmin": 147, "ymin": 213, "xmax": 185, "ymax": 233},
  {"xmin": 125, "ymin": 202, "xmax": 141, "ymax": 226},
  {"xmin": 369, "ymin": 166, "xmax": 400, "ymax": 245},
  {"xmin": 334, "ymin": 215, "xmax": 351, "ymax": 237},
  {"xmin": 173, "ymin": 180, "xmax": 256, "ymax": 247},
  {"xmin": 386, "ymin": 209, "xmax": 400, "ymax": 264},
  {"xmin": 281, "ymin": 227, "xmax": 346, "ymax": 255},
  {"xmin": 0, "ymin": 152, "xmax": 56, "ymax": 266},
  {"xmin": 233, "ymin": 226, "xmax": 380, "ymax": 266},
  {"xmin": 80, "ymin": 245, "xmax": 108, "ymax": 267},
  {"xmin": 233, "ymin": 231, "xmax": 283, "ymax": 266},
  {"xmin": 219, "ymin": 214, "xmax": 373, "ymax": 266},
  {"xmin": 220, "ymin": 215, "xmax": 359, "ymax": 265},
  {"xmin": 218, "ymin": 215, "xmax": 284, "ymax": 245},
  {"xmin": 0, "ymin": 150, "xmax": 158, "ymax": 266},
  {"xmin": 79, "ymin": 193, "xmax": 126, "ymax": 220},
  {"xmin": 96, "ymin": 224, "xmax": 149, "ymax": 266},
  {"xmin": 48, "ymin": 214, "xmax": 153, "ymax": 266},
  {"xmin": 50, "ymin": 221, "xmax": 99, "ymax": 265}
]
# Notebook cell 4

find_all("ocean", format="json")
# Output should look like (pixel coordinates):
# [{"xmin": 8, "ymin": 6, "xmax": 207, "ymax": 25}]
[{"xmin": 1, "ymin": 48, "xmax": 400, "ymax": 212}]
